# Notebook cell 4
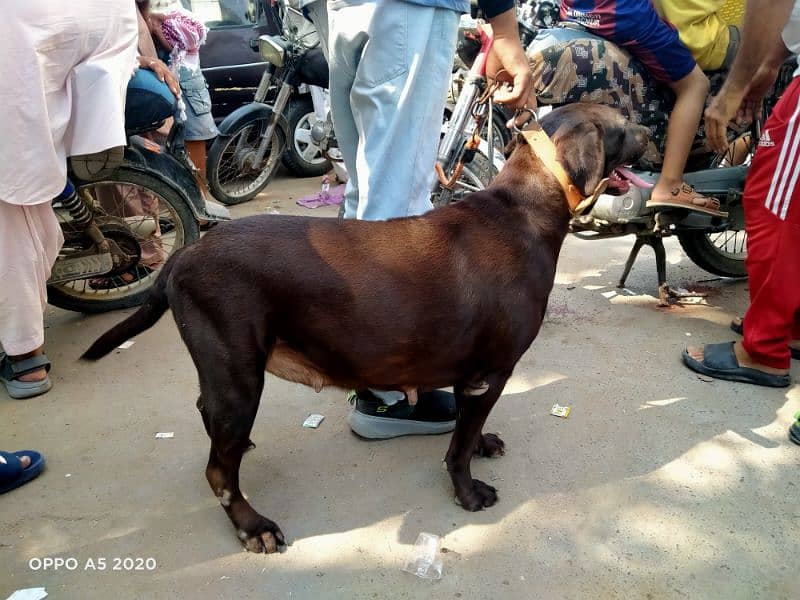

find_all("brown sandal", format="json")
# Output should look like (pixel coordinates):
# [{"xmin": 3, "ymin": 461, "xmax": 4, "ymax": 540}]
[{"xmin": 648, "ymin": 184, "xmax": 728, "ymax": 217}]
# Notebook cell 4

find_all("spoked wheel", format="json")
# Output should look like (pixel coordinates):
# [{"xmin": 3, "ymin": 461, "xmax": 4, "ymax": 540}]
[
  {"xmin": 47, "ymin": 168, "xmax": 199, "ymax": 313},
  {"xmin": 678, "ymin": 130, "xmax": 755, "ymax": 278},
  {"xmin": 207, "ymin": 118, "xmax": 285, "ymax": 205},
  {"xmin": 431, "ymin": 150, "xmax": 493, "ymax": 208}
]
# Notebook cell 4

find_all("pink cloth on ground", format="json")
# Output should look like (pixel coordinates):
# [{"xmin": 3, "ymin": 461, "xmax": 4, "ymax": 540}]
[{"xmin": 296, "ymin": 184, "xmax": 346, "ymax": 209}]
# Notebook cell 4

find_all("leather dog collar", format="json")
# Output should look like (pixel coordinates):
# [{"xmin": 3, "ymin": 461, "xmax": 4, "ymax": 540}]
[{"xmin": 521, "ymin": 124, "xmax": 607, "ymax": 217}]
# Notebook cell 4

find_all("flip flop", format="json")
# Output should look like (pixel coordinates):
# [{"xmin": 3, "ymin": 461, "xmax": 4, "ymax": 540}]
[
  {"xmin": 648, "ymin": 184, "xmax": 728, "ymax": 217},
  {"xmin": 730, "ymin": 318, "xmax": 800, "ymax": 360},
  {"xmin": 0, "ymin": 450, "xmax": 45, "ymax": 494},
  {"xmin": 0, "ymin": 353, "xmax": 52, "ymax": 399},
  {"xmin": 682, "ymin": 342, "xmax": 791, "ymax": 387},
  {"xmin": 790, "ymin": 412, "xmax": 800, "ymax": 446}
]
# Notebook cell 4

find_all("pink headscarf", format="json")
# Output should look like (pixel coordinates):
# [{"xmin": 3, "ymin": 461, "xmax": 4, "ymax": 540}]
[{"xmin": 160, "ymin": 9, "xmax": 207, "ymax": 71}]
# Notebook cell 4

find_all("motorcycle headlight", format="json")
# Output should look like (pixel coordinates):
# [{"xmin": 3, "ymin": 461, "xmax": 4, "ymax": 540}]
[{"xmin": 258, "ymin": 35, "xmax": 287, "ymax": 67}]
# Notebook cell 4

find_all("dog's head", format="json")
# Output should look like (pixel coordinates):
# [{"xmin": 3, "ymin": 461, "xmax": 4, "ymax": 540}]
[{"xmin": 505, "ymin": 103, "xmax": 650, "ymax": 198}]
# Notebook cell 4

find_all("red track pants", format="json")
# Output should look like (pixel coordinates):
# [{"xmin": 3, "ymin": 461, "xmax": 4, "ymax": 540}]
[{"xmin": 742, "ymin": 76, "xmax": 800, "ymax": 369}]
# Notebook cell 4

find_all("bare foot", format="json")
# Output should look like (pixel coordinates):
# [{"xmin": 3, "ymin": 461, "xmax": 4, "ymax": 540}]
[
  {"xmin": 686, "ymin": 341, "xmax": 789, "ymax": 376},
  {"xmin": 0, "ymin": 454, "xmax": 31, "ymax": 469}
]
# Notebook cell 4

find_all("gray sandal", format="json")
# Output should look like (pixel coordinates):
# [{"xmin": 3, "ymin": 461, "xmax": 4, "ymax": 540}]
[{"xmin": 0, "ymin": 353, "xmax": 53, "ymax": 399}]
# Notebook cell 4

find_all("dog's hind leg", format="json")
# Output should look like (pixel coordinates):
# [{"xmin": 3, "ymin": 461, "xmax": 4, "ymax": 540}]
[
  {"xmin": 446, "ymin": 372, "xmax": 510, "ymax": 511},
  {"xmin": 196, "ymin": 360, "xmax": 286, "ymax": 554}
]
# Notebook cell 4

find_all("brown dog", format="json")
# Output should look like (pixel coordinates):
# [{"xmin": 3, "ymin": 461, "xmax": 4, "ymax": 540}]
[{"xmin": 84, "ymin": 103, "xmax": 648, "ymax": 554}]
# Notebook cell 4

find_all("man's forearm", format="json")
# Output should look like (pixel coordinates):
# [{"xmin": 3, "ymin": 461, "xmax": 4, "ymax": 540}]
[
  {"xmin": 725, "ymin": 0, "xmax": 794, "ymax": 94},
  {"xmin": 486, "ymin": 7, "xmax": 518, "ymax": 39}
]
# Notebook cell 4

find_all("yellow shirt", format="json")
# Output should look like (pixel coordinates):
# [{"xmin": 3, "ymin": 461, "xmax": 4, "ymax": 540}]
[{"xmin": 654, "ymin": 0, "xmax": 744, "ymax": 71}]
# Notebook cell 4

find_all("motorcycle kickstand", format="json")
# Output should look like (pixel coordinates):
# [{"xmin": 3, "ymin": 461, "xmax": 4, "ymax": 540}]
[{"xmin": 617, "ymin": 235, "xmax": 706, "ymax": 307}]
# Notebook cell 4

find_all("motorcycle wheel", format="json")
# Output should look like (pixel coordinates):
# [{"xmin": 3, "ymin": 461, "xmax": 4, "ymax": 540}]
[
  {"xmin": 282, "ymin": 96, "xmax": 332, "ymax": 178},
  {"xmin": 677, "ymin": 226, "xmax": 747, "ymax": 278},
  {"xmin": 336, "ymin": 152, "xmax": 492, "ymax": 217},
  {"xmin": 47, "ymin": 168, "xmax": 200, "ymax": 314},
  {"xmin": 431, "ymin": 150, "xmax": 493, "ymax": 208},
  {"xmin": 677, "ymin": 130, "xmax": 754, "ymax": 279},
  {"xmin": 207, "ymin": 117, "xmax": 285, "ymax": 205}
]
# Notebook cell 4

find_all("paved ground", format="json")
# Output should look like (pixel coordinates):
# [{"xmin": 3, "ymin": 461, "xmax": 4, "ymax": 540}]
[{"xmin": 1, "ymin": 171, "xmax": 798, "ymax": 600}]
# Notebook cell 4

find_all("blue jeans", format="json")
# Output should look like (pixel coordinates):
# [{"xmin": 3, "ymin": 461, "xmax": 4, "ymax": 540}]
[
  {"xmin": 125, "ymin": 67, "xmax": 176, "ymax": 134},
  {"xmin": 327, "ymin": 0, "xmax": 459, "ymax": 221}
]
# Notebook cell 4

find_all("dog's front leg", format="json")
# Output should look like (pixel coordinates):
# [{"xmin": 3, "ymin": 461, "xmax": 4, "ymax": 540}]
[{"xmin": 445, "ymin": 373, "xmax": 509, "ymax": 511}]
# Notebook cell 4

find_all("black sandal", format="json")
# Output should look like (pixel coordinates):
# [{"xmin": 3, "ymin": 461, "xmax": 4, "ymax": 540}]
[{"xmin": 682, "ymin": 342, "xmax": 791, "ymax": 388}]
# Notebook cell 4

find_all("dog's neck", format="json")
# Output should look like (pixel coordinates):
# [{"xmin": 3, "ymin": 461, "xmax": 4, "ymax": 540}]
[
  {"xmin": 491, "ymin": 145, "xmax": 572, "ymax": 220},
  {"xmin": 519, "ymin": 127, "xmax": 588, "ymax": 215},
  {"xmin": 487, "ymin": 145, "xmax": 573, "ymax": 258}
]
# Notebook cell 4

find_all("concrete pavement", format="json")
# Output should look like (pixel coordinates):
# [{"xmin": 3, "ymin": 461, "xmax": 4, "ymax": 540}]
[{"xmin": 1, "ymin": 172, "xmax": 797, "ymax": 599}]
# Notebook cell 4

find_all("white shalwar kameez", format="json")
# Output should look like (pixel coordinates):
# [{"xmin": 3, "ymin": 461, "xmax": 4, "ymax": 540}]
[{"xmin": 0, "ymin": 0, "xmax": 138, "ymax": 355}]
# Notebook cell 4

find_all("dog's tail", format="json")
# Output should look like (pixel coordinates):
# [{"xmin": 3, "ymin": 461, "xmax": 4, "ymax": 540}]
[{"xmin": 82, "ymin": 247, "xmax": 186, "ymax": 361}]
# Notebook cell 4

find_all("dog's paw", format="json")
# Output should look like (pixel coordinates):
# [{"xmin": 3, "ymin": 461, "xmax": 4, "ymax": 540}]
[
  {"xmin": 475, "ymin": 433, "xmax": 505, "ymax": 458},
  {"xmin": 238, "ymin": 517, "xmax": 287, "ymax": 554},
  {"xmin": 454, "ymin": 479, "xmax": 498, "ymax": 511}
]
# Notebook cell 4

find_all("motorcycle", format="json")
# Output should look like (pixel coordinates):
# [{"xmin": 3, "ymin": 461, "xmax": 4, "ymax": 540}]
[
  {"xmin": 452, "ymin": 14, "xmax": 794, "ymax": 304},
  {"xmin": 208, "ymin": 1, "xmax": 508, "ymax": 207},
  {"xmin": 206, "ymin": 1, "xmax": 328, "ymax": 205},
  {"xmin": 47, "ymin": 119, "xmax": 228, "ymax": 313}
]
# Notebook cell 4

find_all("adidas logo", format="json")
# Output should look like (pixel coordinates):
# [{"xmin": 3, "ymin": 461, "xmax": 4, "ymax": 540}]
[{"xmin": 759, "ymin": 129, "xmax": 776, "ymax": 147}]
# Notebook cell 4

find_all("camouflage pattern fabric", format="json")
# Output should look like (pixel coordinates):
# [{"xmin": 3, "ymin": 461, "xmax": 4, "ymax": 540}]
[{"xmin": 527, "ymin": 32, "xmax": 734, "ymax": 169}]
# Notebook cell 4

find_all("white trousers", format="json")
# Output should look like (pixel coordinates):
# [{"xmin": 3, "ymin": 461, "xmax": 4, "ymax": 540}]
[{"xmin": 0, "ymin": 201, "xmax": 63, "ymax": 355}]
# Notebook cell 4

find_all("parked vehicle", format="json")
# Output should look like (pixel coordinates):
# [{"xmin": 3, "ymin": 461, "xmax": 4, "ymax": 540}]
[
  {"xmin": 206, "ymin": 1, "xmax": 329, "ymax": 205},
  {"xmin": 466, "ymin": 23, "xmax": 795, "ymax": 304},
  {"xmin": 47, "ymin": 120, "xmax": 227, "ymax": 313},
  {"xmin": 194, "ymin": 0, "xmax": 329, "ymax": 179},
  {"xmin": 194, "ymin": 0, "xmax": 278, "ymax": 121},
  {"xmin": 433, "ymin": 19, "xmax": 509, "ymax": 207}
]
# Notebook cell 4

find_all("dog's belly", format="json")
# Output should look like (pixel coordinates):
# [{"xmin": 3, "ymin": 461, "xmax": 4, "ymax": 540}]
[{"xmin": 265, "ymin": 340, "xmax": 332, "ymax": 392}]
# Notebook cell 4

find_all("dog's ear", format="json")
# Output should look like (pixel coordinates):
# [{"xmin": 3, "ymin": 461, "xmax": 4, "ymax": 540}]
[{"xmin": 553, "ymin": 122, "xmax": 605, "ymax": 197}]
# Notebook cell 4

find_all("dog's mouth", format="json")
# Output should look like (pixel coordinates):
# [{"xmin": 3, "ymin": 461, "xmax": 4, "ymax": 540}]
[{"xmin": 606, "ymin": 167, "xmax": 654, "ymax": 195}]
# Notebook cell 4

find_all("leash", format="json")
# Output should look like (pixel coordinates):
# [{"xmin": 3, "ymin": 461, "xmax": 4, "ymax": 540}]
[
  {"xmin": 515, "ymin": 112, "xmax": 607, "ymax": 217},
  {"xmin": 435, "ymin": 77, "xmax": 503, "ymax": 190}
]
